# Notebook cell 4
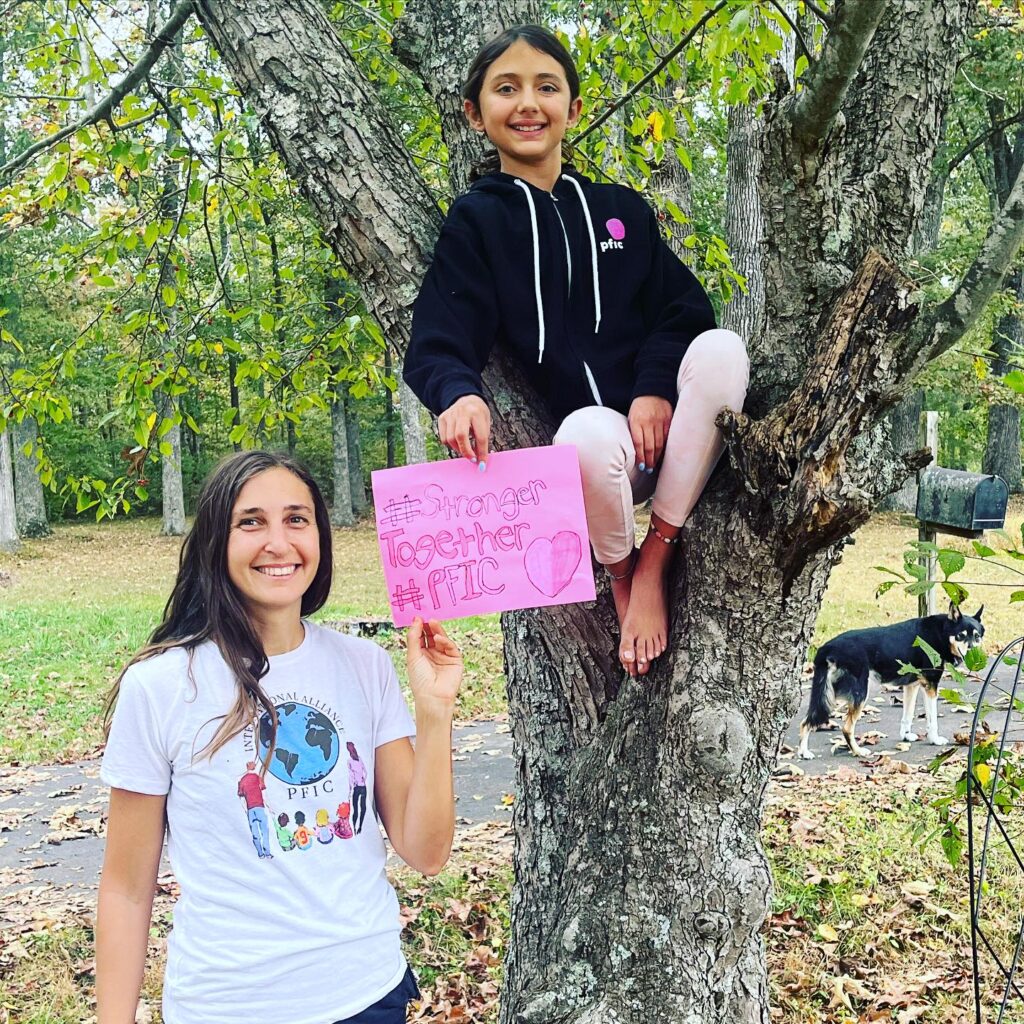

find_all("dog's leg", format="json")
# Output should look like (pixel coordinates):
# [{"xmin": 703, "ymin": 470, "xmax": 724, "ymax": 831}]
[
  {"xmin": 798, "ymin": 720, "xmax": 814, "ymax": 760},
  {"xmin": 900, "ymin": 681, "xmax": 921, "ymax": 742},
  {"xmin": 842, "ymin": 703, "xmax": 868, "ymax": 757},
  {"xmin": 923, "ymin": 686, "xmax": 948, "ymax": 745}
]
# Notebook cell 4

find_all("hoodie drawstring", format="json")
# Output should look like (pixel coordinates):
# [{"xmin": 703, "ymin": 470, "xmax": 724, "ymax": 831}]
[
  {"xmin": 514, "ymin": 179, "xmax": 545, "ymax": 364},
  {"xmin": 561, "ymin": 174, "xmax": 602, "ymax": 336}
]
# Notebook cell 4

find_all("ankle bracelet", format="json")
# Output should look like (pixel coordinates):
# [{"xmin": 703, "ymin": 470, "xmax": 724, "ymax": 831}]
[
  {"xmin": 648, "ymin": 522, "xmax": 680, "ymax": 545},
  {"xmin": 606, "ymin": 549, "xmax": 638, "ymax": 580}
]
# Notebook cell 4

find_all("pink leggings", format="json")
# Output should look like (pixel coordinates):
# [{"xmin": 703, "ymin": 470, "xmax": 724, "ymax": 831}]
[{"xmin": 553, "ymin": 329, "xmax": 749, "ymax": 565}]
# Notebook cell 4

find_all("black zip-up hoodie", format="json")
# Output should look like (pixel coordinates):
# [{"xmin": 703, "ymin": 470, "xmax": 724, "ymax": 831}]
[{"xmin": 404, "ymin": 168, "xmax": 717, "ymax": 421}]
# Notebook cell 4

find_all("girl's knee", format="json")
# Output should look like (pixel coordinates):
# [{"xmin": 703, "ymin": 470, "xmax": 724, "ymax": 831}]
[
  {"xmin": 678, "ymin": 329, "xmax": 749, "ymax": 405},
  {"xmin": 554, "ymin": 407, "xmax": 632, "ymax": 474}
]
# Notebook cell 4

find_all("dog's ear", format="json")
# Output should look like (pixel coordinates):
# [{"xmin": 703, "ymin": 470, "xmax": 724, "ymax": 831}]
[
  {"xmin": 974, "ymin": 605, "xmax": 984, "ymax": 621},
  {"xmin": 948, "ymin": 601, "xmax": 962, "ymax": 621}
]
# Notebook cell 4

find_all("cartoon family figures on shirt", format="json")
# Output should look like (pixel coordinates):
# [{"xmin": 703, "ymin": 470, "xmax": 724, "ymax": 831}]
[{"xmin": 237, "ymin": 741, "xmax": 369, "ymax": 858}]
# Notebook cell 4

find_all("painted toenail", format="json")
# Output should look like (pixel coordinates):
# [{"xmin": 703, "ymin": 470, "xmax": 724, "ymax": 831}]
[{"xmin": 639, "ymin": 462, "xmax": 646, "ymax": 472}]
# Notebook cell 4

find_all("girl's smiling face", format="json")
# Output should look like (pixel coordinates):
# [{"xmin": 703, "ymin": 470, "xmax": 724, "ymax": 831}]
[
  {"xmin": 227, "ymin": 466, "xmax": 321, "ymax": 623},
  {"xmin": 465, "ymin": 39, "xmax": 582, "ymax": 182}
]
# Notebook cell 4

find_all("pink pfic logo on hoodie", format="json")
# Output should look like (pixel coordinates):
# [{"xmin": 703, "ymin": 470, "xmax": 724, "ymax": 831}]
[{"xmin": 602, "ymin": 218, "xmax": 626, "ymax": 252}]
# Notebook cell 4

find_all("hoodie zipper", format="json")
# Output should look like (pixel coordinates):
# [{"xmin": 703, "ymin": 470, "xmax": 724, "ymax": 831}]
[
  {"xmin": 551, "ymin": 196, "xmax": 572, "ymax": 296},
  {"xmin": 552, "ymin": 194, "xmax": 602, "ymax": 406}
]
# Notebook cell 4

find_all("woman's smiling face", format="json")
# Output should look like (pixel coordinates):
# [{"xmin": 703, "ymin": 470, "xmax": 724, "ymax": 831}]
[
  {"xmin": 465, "ymin": 39, "xmax": 582, "ymax": 180},
  {"xmin": 226, "ymin": 466, "xmax": 321, "ymax": 622}
]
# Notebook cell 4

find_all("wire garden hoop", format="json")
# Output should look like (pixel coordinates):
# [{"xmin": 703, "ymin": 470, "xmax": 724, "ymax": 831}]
[{"xmin": 968, "ymin": 635, "xmax": 1024, "ymax": 1023}]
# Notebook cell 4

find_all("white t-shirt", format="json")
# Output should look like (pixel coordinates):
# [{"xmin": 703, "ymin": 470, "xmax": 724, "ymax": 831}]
[{"xmin": 101, "ymin": 621, "xmax": 416, "ymax": 1024}]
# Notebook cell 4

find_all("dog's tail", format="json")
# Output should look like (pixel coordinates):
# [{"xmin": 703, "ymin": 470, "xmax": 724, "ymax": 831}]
[{"xmin": 802, "ymin": 654, "xmax": 835, "ymax": 730}]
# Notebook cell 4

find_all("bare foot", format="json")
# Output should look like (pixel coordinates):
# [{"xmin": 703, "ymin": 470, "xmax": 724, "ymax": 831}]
[{"xmin": 619, "ymin": 527, "xmax": 676, "ymax": 677}]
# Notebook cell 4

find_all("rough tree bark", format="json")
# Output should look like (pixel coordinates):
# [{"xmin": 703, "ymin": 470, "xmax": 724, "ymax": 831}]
[
  {"xmin": 11, "ymin": 417, "xmax": 49, "ymax": 538},
  {"xmin": 193, "ymin": 2, "xmax": 1017, "ymax": 1021}
]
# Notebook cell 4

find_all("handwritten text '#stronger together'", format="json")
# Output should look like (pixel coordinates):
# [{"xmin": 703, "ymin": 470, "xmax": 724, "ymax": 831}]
[{"xmin": 379, "ymin": 480, "xmax": 547, "ymax": 571}]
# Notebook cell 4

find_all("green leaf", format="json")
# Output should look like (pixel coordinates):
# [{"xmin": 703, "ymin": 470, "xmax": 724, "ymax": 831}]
[
  {"xmin": 259, "ymin": 311, "xmax": 275, "ymax": 332},
  {"xmin": 162, "ymin": 285, "xmax": 177, "ymax": 307},
  {"xmin": 965, "ymin": 646, "xmax": 988, "ymax": 672},
  {"xmin": 937, "ymin": 550, "xmax": 965, "ymax": 577},
  {"xmin": 941, "ymin": 580, "xmax": 969, "ymax": 606},
  {"xmin": 143, "ymin": 222, "xmax": 159, "ymax": 248},
  {"xmin": 913, "ymin": 635, "xmax": 942, "ymax": 668},
  {"xmin": 973, "ymin": 541, "xmax": 997, "ymax": 558},
  {"xmin": 1004, "ymin": 369, "xmax": 1024, "ymax": 393},
  {"xmin": 1011, "ymin": 591, "xmax": 1024, "ymax": 603}
]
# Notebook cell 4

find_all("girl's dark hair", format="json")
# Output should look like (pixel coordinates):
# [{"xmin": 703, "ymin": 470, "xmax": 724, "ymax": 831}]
[
  {"xmin": 463, "ymin": 25, "xmax": 581, "ymax": 182},
  {"xmin": 104, "ymin": 450, "xmax": 333, "ymax": 770}
]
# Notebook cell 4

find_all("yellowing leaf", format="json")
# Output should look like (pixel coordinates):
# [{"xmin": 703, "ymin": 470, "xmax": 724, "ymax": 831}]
[
  {"xmin": 850, "ymin": 894, "xmax": 870, "ymax": 908},
  {"xmin": 975, "ymin": 763, "xmax": 992, "ymax": 786},
  {"xmin": 647, "ymin": 110, "xmax": 666, "ymax": 142},
  {"xmin": 207, "ymin": 195, "xmax": 219, "ymax": 215},
  {"xmin": 816, "ymin": 922, "xmax": 839, "ymax": 942}
]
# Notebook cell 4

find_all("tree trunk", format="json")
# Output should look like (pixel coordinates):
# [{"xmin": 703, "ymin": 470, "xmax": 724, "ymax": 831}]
[
  {"xmin": 383, "ymin": 346, "xmax": 396, "ymax": 468},
  {"xmin": 984, "ymin": 403, "xmax": 1021, "ymax": 489},
  {"xmin": 983, "ymin": 268, "xmax": 1024, "ymax": 491},
  {"xmin": 158, "ymin": 22, "xmax": 185, "ymax": 536},
  {"xmin": 161, "ymin": 396, "xmax": 186, "ymax": 535},
  {"xmin": 330, "ymin": 385, "xmax": 355, "ymax": 527},
  {"xmin": 878, "ymin": 392, "xmax": 924, "ymax": 512},
  {"xmin": 324, "ymin": 275, "xmax": 355, "ymax": 526},
  {"xmin": 0, "ymin": 429, "xmax": 19, "ymax": 553},
  {"xmin": 397, "ymin": 365, "xmax": 428, "ymax": 466},
  {"xmin": 11, "ymin": 417, "xmax": 49, "ymax": 537},
  {"xmin": 721, "ymin": 100, "xmax": 765, "ymax": 344},
  {"xmin": 193, "ymin": 3, "xmax": 989, "ymax": 1021},
  {"xmin": 346, "ymin": 393, "xmax": 367, "ymax": 515},
  {"xmin": 649, "ymin": 72, "xmax": 693, "ymax": 265}
]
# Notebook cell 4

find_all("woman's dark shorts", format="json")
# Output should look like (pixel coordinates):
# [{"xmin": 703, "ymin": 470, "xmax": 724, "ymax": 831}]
[{"xmin": 332, "ymin": 966, "xmax": 420, "ymax": 1023}]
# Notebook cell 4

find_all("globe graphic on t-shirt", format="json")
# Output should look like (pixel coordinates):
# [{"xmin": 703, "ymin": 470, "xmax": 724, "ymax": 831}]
[{"xmin": 257, "ymin": 702, "xmax": 340, "ymax": 785}]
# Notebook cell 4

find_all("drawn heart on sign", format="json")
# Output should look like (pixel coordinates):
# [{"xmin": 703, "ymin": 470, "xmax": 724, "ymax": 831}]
[{"xmin": 524, "ymin": 531, "xmax": 583, "ymax": 598}]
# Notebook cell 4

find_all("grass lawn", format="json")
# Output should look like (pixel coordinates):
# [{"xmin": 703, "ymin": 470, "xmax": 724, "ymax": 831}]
[
  {"xmin": 3, "ymin": 508, "xmax": 1024, "ymax": 1020},
  {"xmin": 2, "ymin": 769, "xmax": 1020, "ymax": 1023},
  {"xmin": 3, "ymin": 503, "xmax": 1024, "ymax": 765}
]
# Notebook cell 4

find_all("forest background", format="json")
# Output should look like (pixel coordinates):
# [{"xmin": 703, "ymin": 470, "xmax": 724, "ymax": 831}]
[{"xmin": 2, "ymin": 0, "xmax": 1022, "ymax": 542}]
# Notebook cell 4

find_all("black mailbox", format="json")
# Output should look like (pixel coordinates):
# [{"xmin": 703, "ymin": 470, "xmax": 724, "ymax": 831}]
[{"xmin": 916, "ymin": 467, "xmax": 1009, "ymax": 538}]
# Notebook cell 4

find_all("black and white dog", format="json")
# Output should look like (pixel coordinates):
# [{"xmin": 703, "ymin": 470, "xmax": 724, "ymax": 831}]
[{"xmin": 798, "ymin": 604, "xmax": 985, "ymax": 760}]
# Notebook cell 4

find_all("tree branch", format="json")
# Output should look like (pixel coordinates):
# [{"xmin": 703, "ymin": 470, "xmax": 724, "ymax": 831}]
[
  {"xmin": 918, "ymin": 158, "xmax": 1024, "ymax": 364},
  {"xmin": 0, "ymin": 0, "xmax": 193, "ymax": 182},
  {"xmin": 575, "ymin": 0, "xmax": 729, "ymax": 144},
  {"xmin": 802, "ymin": 0, "xmax": 833, "ymax": 28},
  {"xmin": 718, "ymin": 249, "xmax": 918, "ymax": 589},
  {"xmin": 948, "ymin": 108, "xmax": 1024, "ymax": 176},
  {"xmin": 789, "ymin": 0, "xmax": 888, "ymax": 149},
  {"xmin": 767, "ymin": 0, "xmax": 813, "ymax": 68}
]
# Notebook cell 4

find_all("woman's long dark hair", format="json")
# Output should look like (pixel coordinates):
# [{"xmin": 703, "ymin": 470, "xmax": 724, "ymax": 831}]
[
  {"xmin": 463, "ymin": 25, "xmax": 581, "ymax": 182},
  {"xmin": 104, "ymin": 451, "xmax": 333, "ymax": 769}
]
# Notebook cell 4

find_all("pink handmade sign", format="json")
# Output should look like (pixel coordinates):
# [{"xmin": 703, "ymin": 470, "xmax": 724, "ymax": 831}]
[{"xmin": 371, "ymin": 446, "xmax": 595, "ymax": 625}]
